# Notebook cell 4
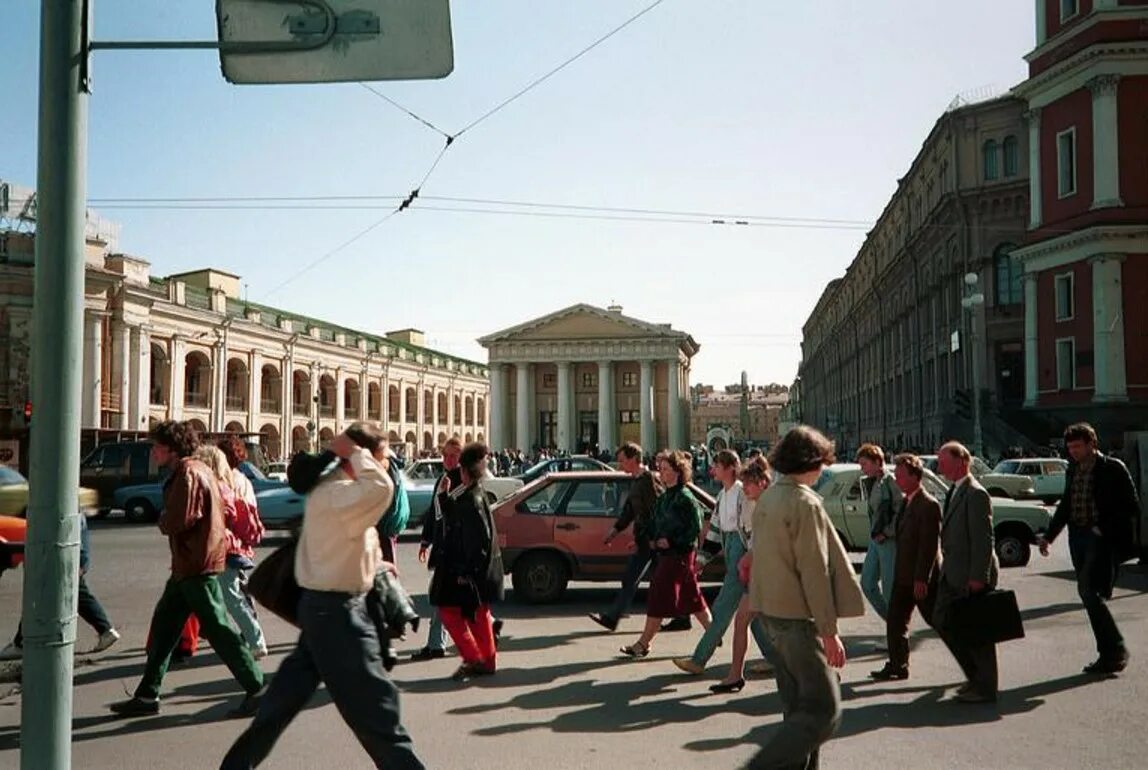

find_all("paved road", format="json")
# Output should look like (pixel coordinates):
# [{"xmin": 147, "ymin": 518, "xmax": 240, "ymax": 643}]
[{"xmin": 1, "ymin": 521, "xmax": 1146, "ymax": 770}]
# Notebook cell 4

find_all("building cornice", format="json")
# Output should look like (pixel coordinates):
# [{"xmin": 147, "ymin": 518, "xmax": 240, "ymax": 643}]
[
  {"xmin": 1023, "ymin": 8, "xmax": 1148, "ymax": 64},
  {"xmin": 1013, "ymin": 41, "xmax": 1148, "ymax": 109},
  {"xmin": 1012, "ymin": 225, "xmax": 1148, "ymax": 273},
  {"xmin": 487, "ymin": 338, "xmax": 687, "ymax": 365}
]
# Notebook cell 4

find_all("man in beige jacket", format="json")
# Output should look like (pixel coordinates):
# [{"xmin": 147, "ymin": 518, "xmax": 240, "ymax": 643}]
[{"xmin": 745, "ymin": 426, "xmax": 864, "ymax": 770}]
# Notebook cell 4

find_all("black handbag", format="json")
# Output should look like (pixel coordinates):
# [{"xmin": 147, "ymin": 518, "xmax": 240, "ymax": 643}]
[
  {"xmin": 949, "ymin": 588, "xmax": 1025, "ymax": 646},
  {"xmin": 248, "ymin": 538, "xmax": 302, "ymax": 627}
]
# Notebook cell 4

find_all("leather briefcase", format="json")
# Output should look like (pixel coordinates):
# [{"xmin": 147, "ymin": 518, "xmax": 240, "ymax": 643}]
[{"xmin": 949, "ymin": 588, "xmax": 1025, "ymax": 646}]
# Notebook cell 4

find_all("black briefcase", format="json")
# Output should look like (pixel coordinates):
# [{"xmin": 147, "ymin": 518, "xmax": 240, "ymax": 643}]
[{"xmin": 949, "ymin": 588, "xmax": 1025, "ymax": 646}]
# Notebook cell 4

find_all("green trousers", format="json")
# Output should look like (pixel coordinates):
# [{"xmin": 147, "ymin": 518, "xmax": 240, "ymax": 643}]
[{"xmin": 135, "ymin": 574, "xmax": 264, "ymax": 700}]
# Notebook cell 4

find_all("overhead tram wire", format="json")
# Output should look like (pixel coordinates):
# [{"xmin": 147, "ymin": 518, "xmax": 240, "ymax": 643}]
[
  {"xmin": 410, "ymin": 204, "xmax": 871, "ymax": 230},
  {"xmin": 357, "ymin": 83, "xmax": 452, "ymax": 139}
]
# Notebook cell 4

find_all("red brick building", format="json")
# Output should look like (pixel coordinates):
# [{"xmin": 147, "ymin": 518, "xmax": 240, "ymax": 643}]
[{"xmin": 1012, "ymin": 0, "xmax": 1148, "ymax": 439}]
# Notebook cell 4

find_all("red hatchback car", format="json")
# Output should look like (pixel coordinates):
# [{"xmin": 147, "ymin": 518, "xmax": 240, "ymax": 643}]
[{"xmin": 494, "ymin": 471, "xmax": 720, "ymax": 604}]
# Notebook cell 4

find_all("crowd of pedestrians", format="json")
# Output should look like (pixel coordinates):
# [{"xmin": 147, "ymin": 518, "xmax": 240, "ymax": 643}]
[{"xmin": 2, "ymin": 414, "xmax": 1139, "ymax": 769}]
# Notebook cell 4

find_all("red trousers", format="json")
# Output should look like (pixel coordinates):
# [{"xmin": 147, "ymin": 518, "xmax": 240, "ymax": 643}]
[
  {"xmin": 147, "ymin": 614, "xmax": 199, "ymax": 656},
  {"xmin": 438, "ymin": 605, "xmax": 495, "ymax": 666}
]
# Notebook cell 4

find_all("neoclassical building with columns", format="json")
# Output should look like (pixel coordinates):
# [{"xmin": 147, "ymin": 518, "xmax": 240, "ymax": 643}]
[
  {"xmin": 0, "ymin": 212, "xmax": 489, "ymax": 461},
  {"xmin": 478, "ymin": 304, "xmax": 699, "ymax": 454}
]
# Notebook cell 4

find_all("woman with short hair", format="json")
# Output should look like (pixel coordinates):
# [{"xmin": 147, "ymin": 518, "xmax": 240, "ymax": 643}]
[{"xmin": 620, "ymin": 450, "xmax": 712, "ymax": 658}]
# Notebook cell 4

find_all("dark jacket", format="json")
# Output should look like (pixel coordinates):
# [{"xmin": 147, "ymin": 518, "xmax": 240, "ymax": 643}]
[
  {"xmin": 421, "ymin": 466, "xmax": 462, "ymax": 570},
  {"xmin": 651, "ymin": 483, "xmax": 702, "ymax": 555},
  {"xmin": 893, "ymin": 489, "xmax": 941, "ymax": 587},
  {"xmin": 611, "ymin": 469, "xmax": 663, "ymax": 545},
  {"xmin": 429, "ymin": 480, "xmax": 504, "ymax": 614},
  {"xmin": 1048, "ymin": 452, "xmax": 1140, "ymax": 562},
  {"xmin": 160, "ymin": 457, "xmax": 227, "ymax": 579}
]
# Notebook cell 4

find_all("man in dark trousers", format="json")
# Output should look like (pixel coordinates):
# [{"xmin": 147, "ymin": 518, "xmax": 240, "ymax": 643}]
[
  {"xmin": 1038, "ymin": 422, "xmax": 1139, "ymax": 674},
  {"xmin": 589, "ymin": 442, "xmax": 664, "ymax": 631},
  {"xmin": 111, "ymin": 420, "xmax": 265, "ymax": 718},
  {"xmin": 871, "ymin": 453, "xmax": 941, "ymax": 681},
  {"xmin": 933, "ymin": 441, "xmax": 1000, "ymax": 704}
]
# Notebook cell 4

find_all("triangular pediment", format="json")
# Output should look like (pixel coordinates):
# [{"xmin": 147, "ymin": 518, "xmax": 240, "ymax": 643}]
[{"xmin": 479, "ymin": 303, "xmax": 687, "ymax": 345}]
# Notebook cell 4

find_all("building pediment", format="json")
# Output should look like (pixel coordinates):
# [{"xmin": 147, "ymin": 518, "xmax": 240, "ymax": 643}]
[{"xmin": 480, "ymin": 303, "xmax": 696, "ymax": 347}]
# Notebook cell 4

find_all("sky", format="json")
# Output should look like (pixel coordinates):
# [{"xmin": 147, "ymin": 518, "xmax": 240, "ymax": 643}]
[{"xmin": 0, "ymin": 1, "xmax": 1035, "ymax": 387}]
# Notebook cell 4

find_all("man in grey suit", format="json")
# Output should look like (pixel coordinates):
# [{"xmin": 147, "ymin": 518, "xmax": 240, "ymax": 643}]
[{"xmin": 933, "ymin": 441, "xmax": 1000, "ymax": 703}]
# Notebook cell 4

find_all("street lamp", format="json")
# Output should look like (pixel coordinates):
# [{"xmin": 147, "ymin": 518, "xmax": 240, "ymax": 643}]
[{"xmin": 960, "ymin": 272, "xmax": 985, "ymax": 458}]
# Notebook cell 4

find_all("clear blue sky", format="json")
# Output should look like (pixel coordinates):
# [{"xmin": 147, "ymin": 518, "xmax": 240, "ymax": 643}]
[{"xmin": 1, "ymin": 1, "xmax": 1035, "ymax": 386}]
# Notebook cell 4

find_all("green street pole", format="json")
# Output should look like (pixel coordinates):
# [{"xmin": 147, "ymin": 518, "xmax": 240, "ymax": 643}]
[{"xmin": 22, "ymin": 1, "xmax": 89, "ymax": 767}]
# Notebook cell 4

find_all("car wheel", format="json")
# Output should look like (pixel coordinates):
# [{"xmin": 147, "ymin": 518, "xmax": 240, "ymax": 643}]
[
  {"xmin": 994, "ymin": 525, "xmax": 1031, "ymax": 568},
  {"xmin": 124, "ymin": 498, "xmax": 157, "ymax": 524},
  {"xmin": 511, "ymin": 551, "xmax": 569, "ymax": 604}
]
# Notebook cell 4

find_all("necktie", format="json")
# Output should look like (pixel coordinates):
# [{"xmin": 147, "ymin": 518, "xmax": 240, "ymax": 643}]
[{"xmin": 943, "ymin": 484, "xmax": 954, "ymax": 515}]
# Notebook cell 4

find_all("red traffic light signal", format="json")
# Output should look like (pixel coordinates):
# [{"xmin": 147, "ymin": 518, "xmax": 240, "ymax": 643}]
[{"xmin": 23, "ymin": 401, "xmax": 32, "ymax": 420}]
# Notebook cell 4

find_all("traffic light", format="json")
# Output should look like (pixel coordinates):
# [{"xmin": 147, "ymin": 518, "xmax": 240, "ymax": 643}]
[{"xmin": 953, "ymin": 389, "xmax": 972, "ymax": 420}]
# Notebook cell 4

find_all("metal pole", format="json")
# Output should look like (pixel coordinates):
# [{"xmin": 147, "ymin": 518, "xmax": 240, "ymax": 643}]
[
  {"xmin": 22, "ymin": 1, "xmax": 89, "ymax": 767},
  {"xmin": 971, "ymin": 306, "xmax": 984, "ymax": 459}
]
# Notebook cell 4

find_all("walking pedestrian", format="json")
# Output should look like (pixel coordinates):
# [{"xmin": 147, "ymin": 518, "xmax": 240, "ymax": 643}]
[
  {"xmin": 619, "ymin": 450, "xmax": 712, "ymax": 658},
  {"xmin": 412, "ymin": 437, "xmax": 462, "ymax": 661},
  {"xmin": 743, "ymin": 426, "xmax": 863, "ymax": 770},
  {"xmin": 0, "ymin": 510, "xmax": 119, "ymax": 660},
  {"xmin": 870, "ymin": 453, "xmax": 941, "ymax": 681},
  {"xmin": 110, "ymin": 420, "xmax": 265, "ymax": 718},
  {"xmin": 932, "ymin": 441, "xmax": 1000, "ymax": 703},
  {"xmin": 221, "ymin": 422, "xmax": 424, "ymax": 769},
  {"xmin": 429, "ymin": 443, "xmax": 505, "ymax": 682},
  {"xmin": 673, "ymin": 450, "xmax": 774, "ymax": 677},
  {"xmin": 1037, "ymin": 422, "xmax": 1139, "ymax": 675},
  {"xmin": 857, "ymin": 444, "xmax": 902, "ymax": 622},
  {"xmin": 588, "ymin": 441, "xmax": 663, "ymax": 632}
]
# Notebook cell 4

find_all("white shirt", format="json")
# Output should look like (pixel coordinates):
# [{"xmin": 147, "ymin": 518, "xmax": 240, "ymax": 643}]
[
  {"xmin": 231, "ymin": 467, "xmax": 257, "ymax": 508},
  {"xmin": 716, "ymin": 481, "xmax": 744, "ymax": 532}
]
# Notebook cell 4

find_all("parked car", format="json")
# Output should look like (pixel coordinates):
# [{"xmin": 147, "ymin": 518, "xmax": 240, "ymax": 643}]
[
  {"xmin": 404, "ymin": 458, "xmax": 523, "ymax": 530},
  {"xmin": 813, "ymin": 463, "xmax": 1052, "ymax": 568},
  {"xmin": 79, "ymin": 438, "xmax": 269, "ymax": 513},
  {"xmin": 512, "ymin": 455, "xmax": 613, "ymax": 486},
  {"xmin": 991, "ymin": 458, "xmax": 1069, "ymax": 503},
  {"xmin": 919, "ymin": 455, "xmax": 1037, "ymax": 500},
  {"xmin": 0, "ymin": 465, "xmax": 99, "ymax": 519},
  {"xmin": 0, "ymin": 514, "xmax": 27, "ymax": 575},
  {"xmin": 494, "ymin": 471, "xmax": 719, "ymax": 604},
  {"xmin": 265, "ymin": 461, "xmax": 289, "ymax": 482},
  {"xmin": 112, "ymin": 476, "xmax": 303, "ymax": 530}
]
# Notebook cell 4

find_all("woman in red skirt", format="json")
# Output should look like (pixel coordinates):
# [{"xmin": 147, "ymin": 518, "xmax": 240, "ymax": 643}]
[{"xmin": 620, "ymin": 450, "xmax": 712, "ymax": 657}]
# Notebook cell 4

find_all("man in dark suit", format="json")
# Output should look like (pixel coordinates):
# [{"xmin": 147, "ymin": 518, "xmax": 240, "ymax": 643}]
[
  {"xmin": 933, "ymin": 441, "xmax": 1000, "ymax": 703},
  {"xmin": 871, "ymin": 453, "xmax": 941, "ymax": 681},
  {"xmin": 1038, "ymin": 422, "xmax": 1139, "ymax": 674}
]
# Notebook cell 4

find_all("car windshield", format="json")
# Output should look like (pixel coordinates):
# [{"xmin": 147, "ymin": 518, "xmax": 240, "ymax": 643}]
[
  {"xmin": 241, "ymin": 461, "xmax": 267, "ymax": 480},
  {"xmin": 812, "ymin": 468, "xmax": 835, "ymax": 493},
  {"xmin": 993, "ymin": 460, "xmax": 1020, "ymax": 474},
  {"xmin": 0, "ymin": 466, "xmax": 26, "ymax": 486}
]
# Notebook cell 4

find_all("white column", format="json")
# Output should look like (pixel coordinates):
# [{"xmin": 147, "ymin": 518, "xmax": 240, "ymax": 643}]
[
  {"xmin": 249, "ymin": 351, "xmax": 263, "ymax": 428},
  {"xmin": 488, "ymin": 364, "xmax": 507, "ymax": 450},
  {"xmin": 1089, "ymin": 75, "xmax": 1122, "ymax": 209},
  {"xmin": 309, "ymin": 365, "xmax": 321, "ymax": 436},
  {"xmin": 445, "ymin": 380, "xmax": 455, "ymax": 435},
  {"xmin": 515, "ymin": 364, "xmax": 532, "ymax": 452},
  {"xmin": 360, "ymin": 370, "xmax": 370, "ymax": 423},
  {"xmin": 1092, "ymin": 255, "xmax": 1128, "ymax": 402},
  {"xmin": 639, "ymin": 359, "xmax": 655, "ymax": 453},
  {"xmin": 335, "ymin": 368, "xmax": 346, "ymax": 428},
  {"xmin": 597, "ymin": 361, "xmax": 615, "ymax": 451},
  {"xmin": 169, "ymin": 336, "xmax": 185, "ymax": 420},
  {"xmin": 1023, "ymin": 273, "xmax": 1039, "ymax": 407},
  {"xmin": 129, "ymin": 326, "xmax": 149, "ymax": 430},
  {"xmin": 416, "ymin": 378, "xmax": 426, "ymax": 442},
  {"xmin": 668, "ymin": 358, "xmax": 684, "ymax": 450},
  {"xmin": 1034, "ymin": 0, "xmax": 1046, "ymax": 46},
  {"xmin": 382, "ymin": 371, "xmax": 391, "ymax": 430},
  {"xmin": 81, "ymin": 312, "xmax": 103, "ymax": 429},
  {"xmin": 1026, "ymin": 108, "xmax": 1042, "ymax": 229},
  {"xmin": 281, "ymin": 349, "xmax": 294, "ymax": 449},
  {"xmin": 556, "ymin": 361, "xmax": 573, "ymax": 452},
  {"xmin": 112, "ymin": 320, "xmax": 131, "ymax": 429}
]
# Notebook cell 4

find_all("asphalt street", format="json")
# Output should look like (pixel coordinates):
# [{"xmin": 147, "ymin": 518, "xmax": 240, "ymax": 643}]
[{"xmin": 1, "ymin": 520, "xmax": 1146, "ymax": 770}]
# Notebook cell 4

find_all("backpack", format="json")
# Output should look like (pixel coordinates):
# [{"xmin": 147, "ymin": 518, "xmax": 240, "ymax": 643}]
[{"xmin": 378, "ymin": 462, "xmax": 411, "ymax": 538}]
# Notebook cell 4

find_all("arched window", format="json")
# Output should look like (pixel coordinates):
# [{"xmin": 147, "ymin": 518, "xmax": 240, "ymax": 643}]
[
  {"xmin": 983, "ymin": 140, "xmax": 999, "ymax": 181},
  {"xmin": 1002, "ymin": 135, "xmax": 1019, "ymax": 177},
  {"xmin": 994, "ymin": 244, "xmax": 1022, "ymax": 305}
]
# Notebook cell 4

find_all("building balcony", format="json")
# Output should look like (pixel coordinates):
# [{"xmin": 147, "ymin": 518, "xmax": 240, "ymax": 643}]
[
  {"xmin": 345, "ymin": 405, "xmax": 360, "ymax": 419},
  {"xmin": 261, "ymin": 398, "xmax": 281, "ymax": 414},
  {"xmin": 293, "ymin": 402, "xmax": 309, "ymax": 417},
  {"xmin": 319, "ymin": 405, "xmax": 335, "ymax": 418},
  {"xmin": 225, "ymin": 394, "xmax": 248, "ymax": 411},
  {"xmin": 185, "ymin": 392, "xmax": 210, "ymax": 409},
  {"xmin": 100, "ymin": 391, "xmax": 122, "ymax": 412}
]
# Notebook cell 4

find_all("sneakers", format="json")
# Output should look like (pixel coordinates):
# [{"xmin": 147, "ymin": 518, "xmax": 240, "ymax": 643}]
[
  {"xmin": 93, "ymin": 629, "xmax": 121, "ymax": 653},
  {"xmin": 672, "ymin": 657, "xmax": 704, "ymax": 675},
  {"xmin": 0, "ymin": 642, "xmax": 22, "ymax": 661},
  {"xmin": 410, "ymin": 646, "xmax": 446, "ymax": 661},
  {"xmin": 251, "ymin": 642, "xmax": 269, "ymax": 660},
  {"xmin": 227, "ymin": 685, "xmax": 268, "ymax": 719},
  {"xmin": 110, "ymin": 696, "xmax": 160, "ymax": 717}
]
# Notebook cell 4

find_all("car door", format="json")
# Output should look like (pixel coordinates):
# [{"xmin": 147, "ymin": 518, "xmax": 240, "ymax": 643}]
[
  {"xmin": 1037, "ymin": 460, "xmax": 1067, "ymax": 499},
  {"xmin": 80, "ymin": 446, "xmax": 125, "ymax": 506},
  {"xmin": 552, "ymin": 478, "xmax": 633, "ymax": 578},
  {"xmin": 839, "ymin": 474, "xmax": 873, "ymax": 546}
]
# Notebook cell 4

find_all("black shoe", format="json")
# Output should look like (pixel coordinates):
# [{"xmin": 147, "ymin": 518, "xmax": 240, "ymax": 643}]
[
  {"xmin": 869, "ymin": 665, "xmax": 909, "ymax": 681},
  {"xmin": 109, "ymin": 697, "xmax": 160, "ymax": 718},
  {"xmin": 660, "ymin": 617, "xmax": 692, "ymax": 633},
  {"xmin": 410, "ymin": 646, "xmax": 446, "ymax": 661},
  {"xmin": 451, "ymin": 663, "xmax": 480, "ymax": 682},
  {"xmin": 708, "ymin": 679, "xmax": 746, "ymax": 694},
  {"xmin": 1084, "ymin": 653, "xmax": 1129, "ymax": 675},
  {"xmin": 589, "ymin": 613, "xmax": 618, "ymax": 632},
  {"xmin": 954, "ymin": 689, "xmax": 997, "ymax": 704},
  {"xmin": 227, "ymin": 685, "xmax": 268, "ymax": 719},
  {"xmin": 492, "ymin": 618, "xmax": 504, "ymax": 648}
]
